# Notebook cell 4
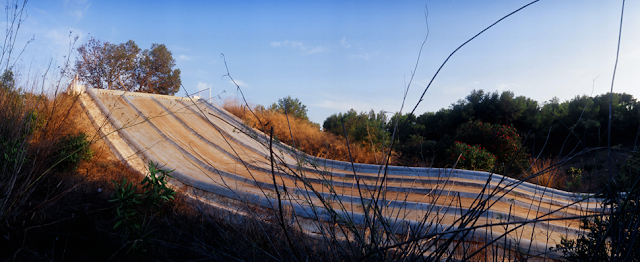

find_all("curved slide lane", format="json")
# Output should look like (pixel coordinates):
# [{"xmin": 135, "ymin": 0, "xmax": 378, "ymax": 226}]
[{"xmin": 78, "ymin": 88, "xmax": 600, "ymax": 259}]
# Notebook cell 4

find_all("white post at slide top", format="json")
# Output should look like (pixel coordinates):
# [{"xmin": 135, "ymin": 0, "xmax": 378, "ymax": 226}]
[
  {"xmin": 191, "ymin": 87, "xmax": 218, "ymax": 103},
  {"xmin": 66, "ymin": 73, "xmax": 85, "ymax": 94}
]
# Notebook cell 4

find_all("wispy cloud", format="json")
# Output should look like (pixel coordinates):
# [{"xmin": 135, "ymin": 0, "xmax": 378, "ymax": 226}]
[
  {"xmin": 341, "ymin": 37, "xmax": 350, "ymax": 48},
  {"xmin": 64, "ymin": 0, "xmax": 91, "ymax": 20},
  {"xmin": 270, "ymin": 40, "xmax": 326, "ymax": 55},
  {"xmin": 44, "ymin": 28, "xmax": 85, "ymax": 57},
  {"xmin": 350, "ymin": 51, "xmax": 380, "ymax": 61},
  {"xmin": 197, "ymin": 81, "xmax": 211, "ymax": 91},
  {"xmin": 306, "ymin": 46, "xmax": 325, "ymax": 54},
  {"xmin": 179, "ymin": 54, "xmax": 193, "ymax": 61},
  {"xmin": 229, "ymin": 79, "xmax": 248, "ymax": 87}
]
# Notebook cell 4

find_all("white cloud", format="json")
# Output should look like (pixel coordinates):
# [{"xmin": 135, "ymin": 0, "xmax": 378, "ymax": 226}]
[
  {"xmin": 44, "ymin": 28, "xmax": 85, "ymax": 57},
  {"xmin": 341, "ymin": 37, "xmax": 350, "ymax": 48},
  {"xmin": 179, "ymin": 54, "xmax": 193, "ymax": 61},
  {"xmin": 229, "ymin": 79, "xmax": 248, "ymax": 87},
  {"xmin": 350, "ymin": 51, "xmax": 380, "ymax": 61},
  {"xmin": 270, "ymin": 40, "xmax": 326, "ymax": 55},
  {"xmin": 305, "ymin": 46, "xmax": 325, "ymax": 55},
  {"xmin": 197, "ymin": 81, "xmax": 211, "ymax": 91},
  {"xmin": 64, "ymin": 0, "xmax": 91, "ymax": 20}
]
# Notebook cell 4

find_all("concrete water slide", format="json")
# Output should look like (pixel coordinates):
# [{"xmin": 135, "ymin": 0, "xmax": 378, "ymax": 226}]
[{"xmin": 77, "ymin": 87, "xmax": 599, "ymax": 258}]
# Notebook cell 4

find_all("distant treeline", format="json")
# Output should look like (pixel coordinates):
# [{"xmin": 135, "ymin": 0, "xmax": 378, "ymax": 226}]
[{"xmin": 323, "ymin": 90, "xmax": 640, "ymax": 171}]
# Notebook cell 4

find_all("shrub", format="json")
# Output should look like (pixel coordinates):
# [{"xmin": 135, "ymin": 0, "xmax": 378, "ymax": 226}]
[
  {"xmin": 446, "ymin": 141, "xmax": 496, "ymax": 171},
  {"xmin": 109, "ymin": 162, "xmax": 176, "ymax": 254},
  {"xmin": 55, "ymin": 132, "xmax": 94, "ymax": 172},
  {"xmin": 566, "ymin": 167, "xmax": 583, "ymax": 191},
  {"xmin": 0, "ymin": 137, "xmax": 27, "ymax": 172},
  {"xmin": 453, "ymin": 120, "xmax": 528, "ymax": 174}
]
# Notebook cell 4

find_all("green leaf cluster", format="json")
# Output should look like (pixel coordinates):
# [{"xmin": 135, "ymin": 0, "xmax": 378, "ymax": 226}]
[
  {"xmin": 446, "ymin": 141, "xmax": 496, "ymax": 171},
  {"xmin": 55, "ymin": 132, "xmax": 94, "ymax": 172},
  {"xmin": 269, "ymin": 96, "xmax": 310, "ymax": 121},
  {"xmin": 108, "ymin": 162, "xmax": 176, "ymax": 255},
  {"xmin": 453, "ymin": 121, "xmax": 528, "ymax": 174}
]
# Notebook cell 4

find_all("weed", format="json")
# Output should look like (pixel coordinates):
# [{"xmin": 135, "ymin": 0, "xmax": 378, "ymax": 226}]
[
  {"xmin": 108, "ymin": 162, "xmax": 176, "ymax": 255},
  {"xmin": 0, "ymin": 137, "xmax": 26, "ymax": 172},
  {"xmin": 55, "ymin": 132, "xmax": 94, "ymax": 172},
  {"xmin": 566, "ymin": 167, "xmax": 583, "ymax": 191},
  {"xmin": 141, "ymin": 162, "xmax": 176, "ymax": 207},
  {"xmin": 110, "ymin": 178, "xmax": 142, "ymax": 230}
]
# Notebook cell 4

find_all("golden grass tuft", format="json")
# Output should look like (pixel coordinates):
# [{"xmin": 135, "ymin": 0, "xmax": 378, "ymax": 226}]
[
  {"xmin": 223, "ymin": 98, "xmax": 391, "ymax": 165},
  {"xmin": 528, "ymin": 157, "xmax": 566, "ymax": 189}
]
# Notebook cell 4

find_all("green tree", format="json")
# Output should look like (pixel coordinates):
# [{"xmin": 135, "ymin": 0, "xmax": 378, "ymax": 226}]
[
  {"xmin": 136, "ymin": 44, "xmax": 181, "ymax": 95},
  {"xmin": 324, "ymin": 109, "xmax": 389, "ymax": 146},
  {"xmin": 269, "ymin": 96, "xmax": 309, "ymax": 120},
  {"xmin": 0, "ymin": 70, "xmax": 15, "ymax": 90},
  {"xmin": 74, "ymin": 37, "xmax": 181, "ymax": 95}
]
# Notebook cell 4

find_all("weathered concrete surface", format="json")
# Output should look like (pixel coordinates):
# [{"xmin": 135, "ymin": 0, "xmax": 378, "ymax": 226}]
[{"xmin": 78, "ymin": 88, "xmax": 600, "ymax": 258}]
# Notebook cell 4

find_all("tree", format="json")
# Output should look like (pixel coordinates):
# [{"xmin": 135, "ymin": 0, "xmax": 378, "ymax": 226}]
[
  {"xmin": 269, "ymin": 96, "xmax": 309, "ymax": 120},
  {"xmin": 0, "ymin": 70, "xmax": 14, "ymax": 90},
  {"xmin": 136, "ymin": 44, "xmax": 181, "ymax": 95},
  {"xmin": 74, "ymin": 38, "xmax": 181, "ymax": 95},
  {"xmin": 323, "ymin": 109, "xmax": 389, "ymax": 146}
]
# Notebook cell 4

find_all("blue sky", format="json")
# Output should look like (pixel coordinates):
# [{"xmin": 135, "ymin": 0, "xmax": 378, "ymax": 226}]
[{"xmin": 15, "ymin": 0, "xmax": 640, "ymax": 124}]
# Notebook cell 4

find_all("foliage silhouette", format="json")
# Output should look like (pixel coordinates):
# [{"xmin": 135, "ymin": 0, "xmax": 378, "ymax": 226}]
[{"xmin": 75, "ymin": 38, "xmax": 181, "ymax": 95}]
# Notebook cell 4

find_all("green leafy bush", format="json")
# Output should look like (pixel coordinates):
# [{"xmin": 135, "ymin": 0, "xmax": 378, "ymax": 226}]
[
  {"xmin": 109, "ymin": 162, "xmax": 176, "ymax": 254},
  {"xmin": 453, "ymin": 120, "xmax": 527, "ymax": 174},
  {"xmin": 566, "ymin": 167, "xmax": 583, "ymax": 191},
  {"xmin": 1, "ymin": 138, "xmax": 27, "ymax": 172},
  {"xmin": 447, "ymin": 141, "xmax": 496, "ymax": 171},
  {"xmin": 55, "ymin": 132, "xmax": 94, "ymax": 172},
  {"xmin": 141, "ymin": 162, "xmax": 177, "ymax": 207}
]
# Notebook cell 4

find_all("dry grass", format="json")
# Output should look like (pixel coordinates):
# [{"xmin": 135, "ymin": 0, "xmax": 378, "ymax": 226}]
[
  {"xmin": 223, "ymin": 98, "xmax": 392, "ymax": 165},
  {"xmin": 527, "ymin": 157, "xmax": 566, "ymax": 189}
]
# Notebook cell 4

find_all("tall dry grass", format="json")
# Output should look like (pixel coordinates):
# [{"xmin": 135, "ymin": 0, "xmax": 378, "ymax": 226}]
[
  {"xmin": 527, "ymin": 157, "xmax": 566, "ymax": 189},
  {"xmin": 223, "ymin": 98, "xmax": 392, "ymax": 164}
]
